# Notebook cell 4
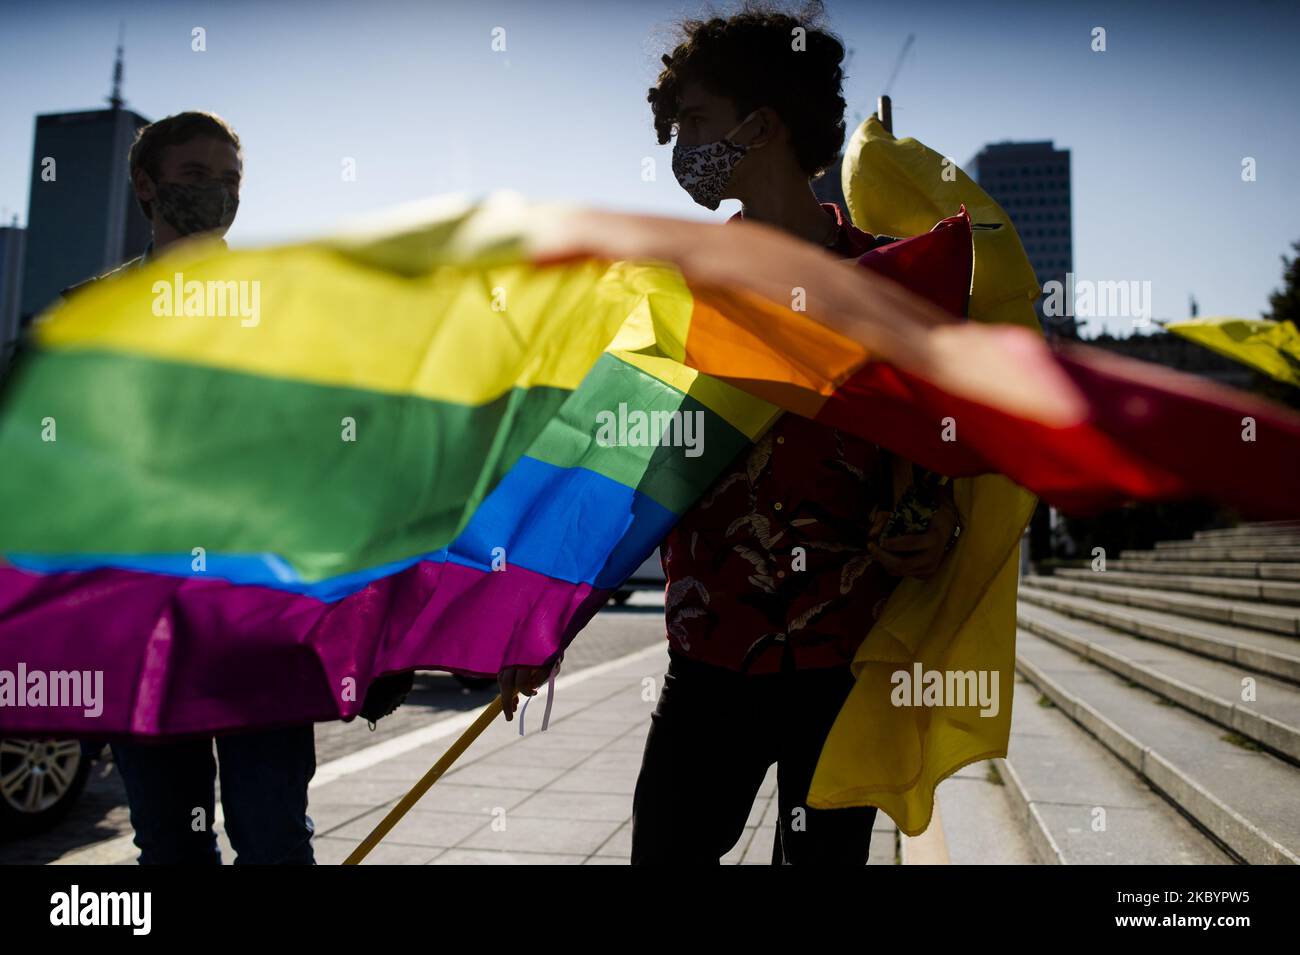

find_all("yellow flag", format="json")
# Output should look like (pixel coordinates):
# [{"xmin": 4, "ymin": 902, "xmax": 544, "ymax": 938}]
[
  {"xmin": 1167, "ymin": 317, "xmax": 1300, "ymax": 390},
  {"xmin": 807, "ymin": 116, "xmax": 1041, "ymax": 834}
]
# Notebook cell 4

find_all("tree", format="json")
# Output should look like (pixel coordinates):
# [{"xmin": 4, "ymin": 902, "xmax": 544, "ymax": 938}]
[
  {"xmin": 1259, "ymin": 239, "xmax": 1300, "ymax": 411},
  {"xmin": 1266, "ymin": 240, "xmax": 1300, "ymax": 325}
]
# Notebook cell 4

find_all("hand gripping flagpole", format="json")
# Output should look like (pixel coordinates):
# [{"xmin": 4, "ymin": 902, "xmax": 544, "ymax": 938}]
[
  {"xmin": 344, "ymin": 655, "xmax": 562, "ymax": 863},
  {"xmin": 343, "ymin": 695, "xmax": 503, "ymax": 865}
]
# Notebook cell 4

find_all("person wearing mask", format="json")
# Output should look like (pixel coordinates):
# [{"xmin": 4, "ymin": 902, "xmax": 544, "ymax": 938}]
[
  {"xmin": 68, "ymin": 111, "xmax": 318, "ymax": 865},
  {"xmin": 628, "ymin": 3, "xmax": 963, "ymax": 864}
]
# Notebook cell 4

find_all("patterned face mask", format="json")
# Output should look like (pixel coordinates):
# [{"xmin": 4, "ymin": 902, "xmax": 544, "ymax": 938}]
[
  {"xmin": 671, "ymin": 110, "xmax": 763, "ymax": 210},
  {"xmin": 152, "ymin": 179, "xmax": 239, "ymax": 236}
]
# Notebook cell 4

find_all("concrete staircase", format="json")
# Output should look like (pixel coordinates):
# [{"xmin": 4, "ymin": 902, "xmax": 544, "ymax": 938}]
[{"xmin": 1000, "ymin": 521, "xmax": 1300, "ymax": 865}]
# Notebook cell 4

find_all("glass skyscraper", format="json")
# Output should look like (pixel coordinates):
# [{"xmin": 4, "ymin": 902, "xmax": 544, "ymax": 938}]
[
  {"xmin": 967, "ymin": 140, "xmax": 1074, "ymax": 337},
  {"xmin": 19, "ymin": 105, "xmax": 152, "ymax": 323}
]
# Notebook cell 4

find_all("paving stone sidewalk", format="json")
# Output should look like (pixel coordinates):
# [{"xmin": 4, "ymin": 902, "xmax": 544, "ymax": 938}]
[{"xmin": 306, "ymin": 644, "xmax": 900, "ymax": 865}]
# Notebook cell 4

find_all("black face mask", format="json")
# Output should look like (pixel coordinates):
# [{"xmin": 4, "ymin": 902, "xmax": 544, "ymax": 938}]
[{"xmin": 152, "ymin": 179, "xmax": 239, "ymax": 236}]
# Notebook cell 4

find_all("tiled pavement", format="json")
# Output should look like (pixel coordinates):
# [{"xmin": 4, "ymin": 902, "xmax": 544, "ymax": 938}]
[{"xmin": 307, "ymin": 643, "xmax": 900, "ymax": 865}]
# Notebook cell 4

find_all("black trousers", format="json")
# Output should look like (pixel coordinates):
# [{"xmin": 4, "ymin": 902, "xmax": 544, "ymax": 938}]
[
  {"xmin": 631, "ymin": 646, "xmax": 878, "ymax": 864},
  {"xmin": 111, "ymin": 724, "xmax": 316, "ymax": 865}
]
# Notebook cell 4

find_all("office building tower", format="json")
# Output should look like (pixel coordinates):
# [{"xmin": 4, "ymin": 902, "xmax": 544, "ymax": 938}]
[
  {"xmin": 968, "ymin": 140, "xmax": 1074, "ymax": 336},
  {"xmin": 0, "ymin": 221, "xmax": 26, "ymax": 368},
  {"xmin": 19, "ymin": 39, "xmax": 151, "ymax": 322}
]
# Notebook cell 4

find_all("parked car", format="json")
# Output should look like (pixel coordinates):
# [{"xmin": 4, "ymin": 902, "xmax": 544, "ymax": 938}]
[
  {"xmin": 610, "ymin": 547, "xmax": 666, "ymax": 605},
  {"xmin": 0, "ymin": 738, "xmax": 99, "ymax": 839}
]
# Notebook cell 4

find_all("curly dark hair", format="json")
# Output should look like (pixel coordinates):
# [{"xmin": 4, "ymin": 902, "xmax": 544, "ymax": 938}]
[{"xmin": 648, "ymin": 1, "xmax": 847, "ymax": 180}]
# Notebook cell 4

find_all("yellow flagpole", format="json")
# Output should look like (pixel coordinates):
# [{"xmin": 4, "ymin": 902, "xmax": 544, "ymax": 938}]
[{"xmin": 343, "ymin": 695, "xmax": 504, "ymax": 865}]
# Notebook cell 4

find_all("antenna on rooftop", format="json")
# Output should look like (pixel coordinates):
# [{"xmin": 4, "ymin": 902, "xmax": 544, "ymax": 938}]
[
  {"xmin": 878, "ymin": 34, "xmax": 915, "ymax": 135},
  {"xmin": 883, "ymin": 33, "xmax": 915, "ymax": 96},
  {"xmin": 107, "ymin": 22, "xmax": 125, "ymax": 110}
]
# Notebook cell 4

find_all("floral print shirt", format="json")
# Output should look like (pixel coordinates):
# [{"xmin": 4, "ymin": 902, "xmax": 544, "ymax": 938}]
[{"xmin": 661, "ymin": 202, "xmax": 913, "ymax": 674}]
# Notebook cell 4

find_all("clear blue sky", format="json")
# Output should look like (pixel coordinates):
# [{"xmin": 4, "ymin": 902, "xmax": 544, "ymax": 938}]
[{"xmin": 2, "ymin": 0, "xmax": 1297, "ymax": 335}]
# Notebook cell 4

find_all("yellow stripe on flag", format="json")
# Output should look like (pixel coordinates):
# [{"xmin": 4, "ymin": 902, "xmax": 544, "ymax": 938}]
[{"xmin": 34, "ymin": 232, "xmax": 699, "ymax": 407}]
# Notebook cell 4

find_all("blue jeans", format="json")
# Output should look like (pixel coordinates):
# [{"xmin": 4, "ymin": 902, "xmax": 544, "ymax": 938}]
[{"xmin": 111, "ymin": 724, "xmax": 316, "ymax": 865}]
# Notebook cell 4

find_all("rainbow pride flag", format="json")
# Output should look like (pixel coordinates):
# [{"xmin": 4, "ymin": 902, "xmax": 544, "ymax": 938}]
[{"xmin": 1, "ymin": 191, "xmax": 1298, "ymax": 743}]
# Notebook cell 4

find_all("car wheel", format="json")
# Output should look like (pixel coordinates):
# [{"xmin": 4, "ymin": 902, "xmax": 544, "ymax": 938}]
[{"xmin": 0, "ymin": 738, "xmax": 91, "ymax": 840}]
